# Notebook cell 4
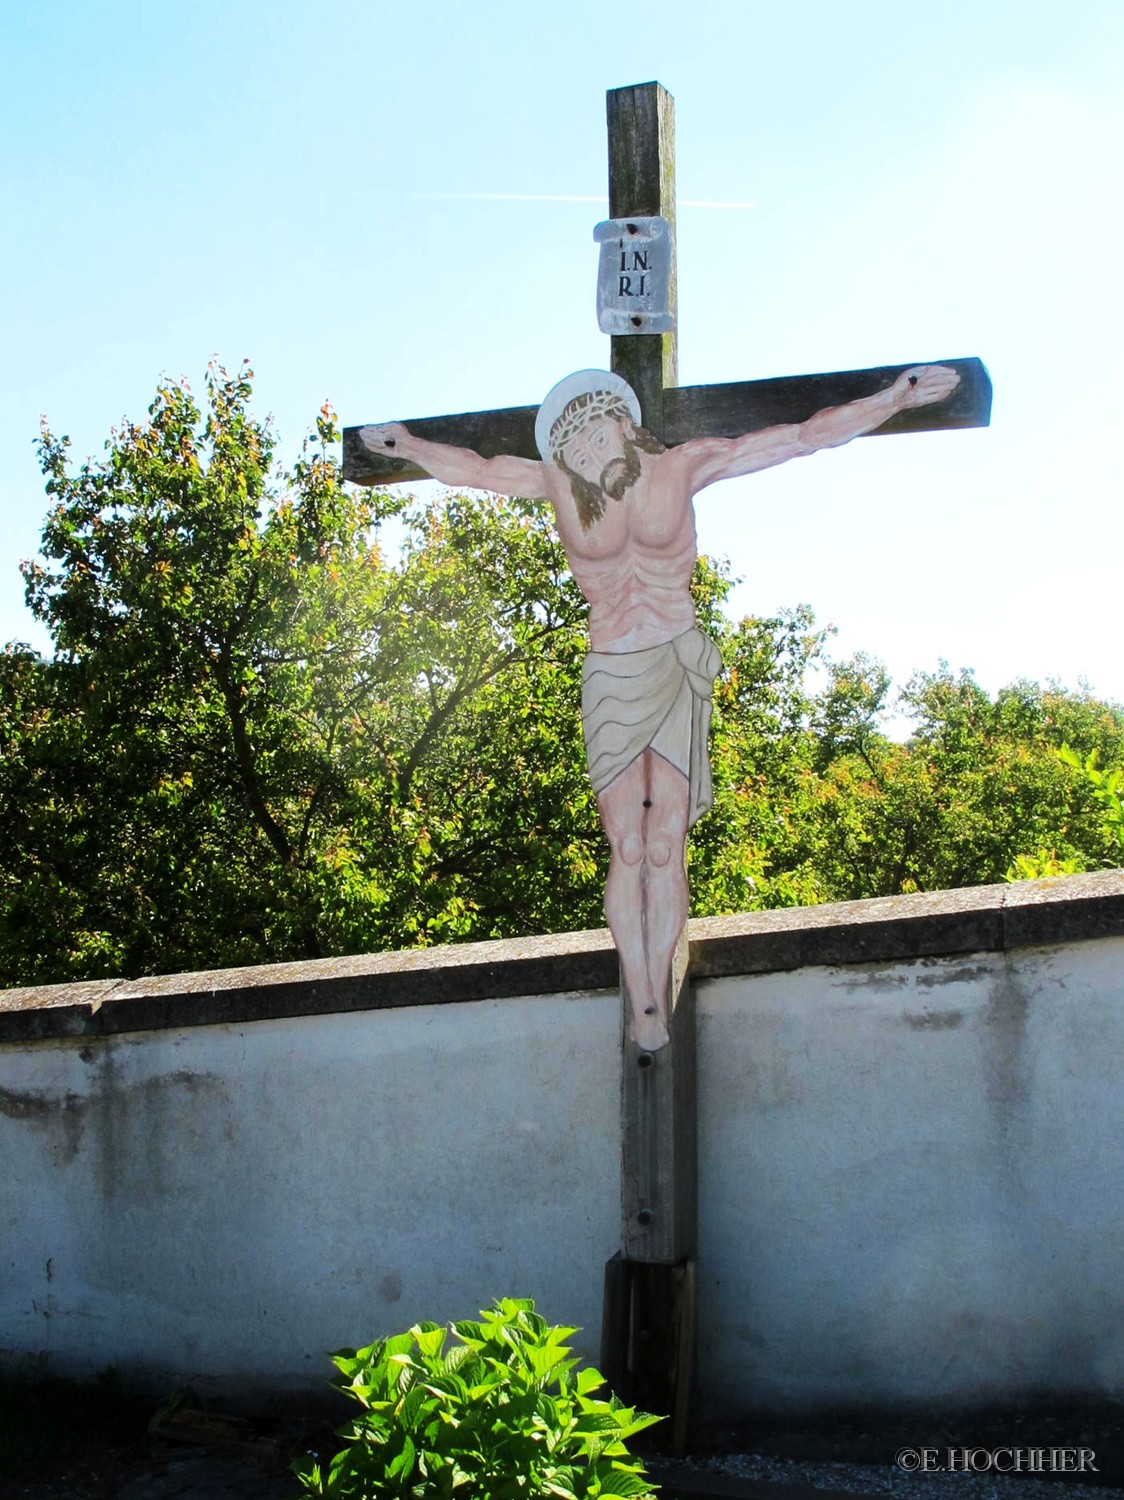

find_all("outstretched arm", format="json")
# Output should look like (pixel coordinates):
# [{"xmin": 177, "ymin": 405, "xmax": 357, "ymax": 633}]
[
  {"xmin": 675, "ymin": 365, "xmax": 961, "ymax": 492},
  {"xmin": 360, "ymin": 424, "xmax": 552, "ymax": 499}
]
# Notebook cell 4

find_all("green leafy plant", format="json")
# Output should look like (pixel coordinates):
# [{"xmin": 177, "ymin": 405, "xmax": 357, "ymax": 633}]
[
  {"xmin": 1005, "ymin": 848, "xmax": 1085, "ymax": 882},
  {"xmin": 1006, "ymin": 743, "xmax": 1124, "ymax": 880},
  {"xmin": 1058, "ymin": 743, "xmax": 1124, "ymax": 855},
  {"xmin": 293, "ymin": 1298, "xmax": 661, "ymax": 1499}
]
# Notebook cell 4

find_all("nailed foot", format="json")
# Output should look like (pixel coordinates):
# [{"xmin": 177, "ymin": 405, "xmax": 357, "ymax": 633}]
[{"xmin": 630, "ymin": 1003, "xmax": 670, "ymax": 1052}]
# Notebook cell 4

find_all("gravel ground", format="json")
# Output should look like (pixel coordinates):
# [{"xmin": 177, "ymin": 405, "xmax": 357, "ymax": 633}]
[
  {"xmin": 686, "ymin": 1451, "xmax": 1124, "ymax": 1500},
  {"xmin": 656, "ymin": 1404, "xmax": 1124, "ymax": 1500}
]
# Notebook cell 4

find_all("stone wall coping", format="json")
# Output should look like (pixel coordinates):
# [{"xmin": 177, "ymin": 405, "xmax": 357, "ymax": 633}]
[{"xmin": 2, "ymin": 870, "xmax": 1122, "ymax": 1044}]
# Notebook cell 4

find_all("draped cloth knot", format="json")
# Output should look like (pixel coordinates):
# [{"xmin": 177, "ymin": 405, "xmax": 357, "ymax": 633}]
[{"xmin": 581, "ymin": 627, "xmax": 722, "ymax": 826}]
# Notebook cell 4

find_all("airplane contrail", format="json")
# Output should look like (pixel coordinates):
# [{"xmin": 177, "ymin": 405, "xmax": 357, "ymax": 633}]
[{"xmin": 406, "ymin": 190, "xmax": 757, "ymax": 209}]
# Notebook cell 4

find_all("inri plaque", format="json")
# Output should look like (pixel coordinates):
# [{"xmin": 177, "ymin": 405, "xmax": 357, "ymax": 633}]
[{"xmin": 594, "ymin": 216, "xmax": 675, "ymax": 336}]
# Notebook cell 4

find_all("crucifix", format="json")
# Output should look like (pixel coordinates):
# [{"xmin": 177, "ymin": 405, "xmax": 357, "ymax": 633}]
[{"xmin": 343, "ymin": 81, "xmax": 991, "ymax": 1449}]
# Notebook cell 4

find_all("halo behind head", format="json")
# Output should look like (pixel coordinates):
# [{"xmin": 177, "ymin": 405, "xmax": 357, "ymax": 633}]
[{"xmin": 535, "ymin": 369, "xmax": 642, "ymax": 464}]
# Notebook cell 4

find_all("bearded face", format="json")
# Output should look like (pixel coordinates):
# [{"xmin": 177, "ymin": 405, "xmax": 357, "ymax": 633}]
[
  {"xmin": 558, "ymin": 415, "xmax": 665, "ymax": 528},
  {"xmin": 599, "ymin": 443, "xmax": 643, "ymax": 501}
]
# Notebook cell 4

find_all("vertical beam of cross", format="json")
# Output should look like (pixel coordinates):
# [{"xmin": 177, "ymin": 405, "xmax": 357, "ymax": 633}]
[
  {"xmin": 607, "ymin": 83, "xmax": 678, "ymax": 432},
  {"xmin": 599, "ymin": 82, "xmax": 698, "ymax": 1457}
]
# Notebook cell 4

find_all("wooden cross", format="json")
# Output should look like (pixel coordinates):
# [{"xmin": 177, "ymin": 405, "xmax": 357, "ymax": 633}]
[{"xmin": 343, "ymin": 81, "xmax": 991, "ymax": 1451}]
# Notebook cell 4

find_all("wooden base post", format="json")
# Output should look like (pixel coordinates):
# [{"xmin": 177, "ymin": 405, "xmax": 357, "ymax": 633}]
[
  {"xmin": 602, "ymin": 930, "xmax": 697, "ymax": 1455},
  {"xmin": 621, "ymin": 933, "xmax": 695, "ymax": 1265},
  {"xmin": 601, "ymin": 1255, "xmax": 695, "ymax": 1457}
]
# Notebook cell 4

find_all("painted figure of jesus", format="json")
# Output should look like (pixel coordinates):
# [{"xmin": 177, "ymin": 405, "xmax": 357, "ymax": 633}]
[{"xmin": 361, "ymin": 363, "xmax": 959, "ymax": 1050}]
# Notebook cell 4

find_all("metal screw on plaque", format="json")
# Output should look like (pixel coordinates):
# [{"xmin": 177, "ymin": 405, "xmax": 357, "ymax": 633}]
[
  {"xmin": 637, "ymin": 1207, "xmax": 654, "ymax": 1225},
  {"xmin": 637, "ymin": 1051, "xmax": 655, "ymax": 1070}
]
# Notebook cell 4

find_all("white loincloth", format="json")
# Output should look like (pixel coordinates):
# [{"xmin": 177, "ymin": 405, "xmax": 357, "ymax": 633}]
[{"xmin": 581, "ymin": 627, "xmax": 722, "ymax": 827}]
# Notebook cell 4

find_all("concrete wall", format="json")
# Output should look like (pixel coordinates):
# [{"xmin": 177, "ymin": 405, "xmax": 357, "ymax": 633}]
[
  {"xmin": 697, "ymin": 938, "xmax": 1124, "ymax": 1411},
  {"xmin": 0, "ymin": 983, "xmax": 621, "ymax": 1399},
  {"xmin": 2, "ymin": 873, "xmax": 1124, "ymax": 1415}
]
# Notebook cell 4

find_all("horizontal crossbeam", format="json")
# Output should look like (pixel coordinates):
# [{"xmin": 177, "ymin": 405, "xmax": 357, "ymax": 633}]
[
  {"xmin": 344, "ymin": 405, "xmax": 538, "ymax": 486},
  {"xmin": 665, "ymin": 356, "xmax": 992, "ymax": 446},
  {"xmin": 341, "ymin": 357, "xmax": 991, "ymax": 487}
]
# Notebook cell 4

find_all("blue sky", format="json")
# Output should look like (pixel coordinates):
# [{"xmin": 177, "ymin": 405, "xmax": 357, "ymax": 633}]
[{"xmin": 2, "ymin": 1, "xmax": 1121, "ymax": 724}]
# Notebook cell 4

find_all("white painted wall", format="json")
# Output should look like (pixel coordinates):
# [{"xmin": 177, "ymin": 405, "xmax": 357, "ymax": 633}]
[
  {"xmin": 3, "ymin": 927, "xmax": 1124, "ymax": 1416},
  {"xmin": 0, "ymin": 991, "xmax": 620, "ymax": 1397},
  {"xmin": 694, "ymin": 937, "xmax": 1124, "ymax": 1412}
]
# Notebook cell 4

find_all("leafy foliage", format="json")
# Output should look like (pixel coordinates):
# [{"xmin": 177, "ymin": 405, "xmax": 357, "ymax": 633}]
[
  {"xmin": 1005, "ymin": 848, "xmax": 1084, "ymax": 882},
  {"xmin": 4, "ymin": 365, "xmax": 597, "ymax": 983},
  {"xmin": 3, "ymin": 364, "xmax": 1123, "ymax": 987},
  {"xmin": 293, "ymin": 1298, "xmax": 660, "ymax": 1500},
  {"xmin": 1058, "ymin": 743, "xmax": 1124, "ymax": 852}
]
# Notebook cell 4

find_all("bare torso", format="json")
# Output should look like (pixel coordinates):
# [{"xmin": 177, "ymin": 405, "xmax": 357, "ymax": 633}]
[{"xmin": 545, "ymin": 449, "xmax": 698, "ymax": 653}]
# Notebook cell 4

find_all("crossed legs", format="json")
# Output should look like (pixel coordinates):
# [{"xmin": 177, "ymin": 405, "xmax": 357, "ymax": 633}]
[{"xmin": 597, "ymin": 749, "xmax": 691, "ymax": 1050}]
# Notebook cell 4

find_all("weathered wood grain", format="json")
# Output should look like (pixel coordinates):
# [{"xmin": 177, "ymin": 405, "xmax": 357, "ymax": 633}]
[
  {"xmin": 607, "ymin": 81, "xmax": 678, "ymax": 434},
  {"xmin": 611, "ymin": 924, "xmax": 697, "ymax": 1451},
  {"xmin": 664, "ymin": 356, "xmax": 992, "ymax": 443},
  {"xmin": 621, "ymin": 931, "xmax": 696, "ymax": 1265},
  {"xmin": 599, "ymin": 1255, "xmax": 694, "ymax": 1456},
  {"xmin": 599, "ymin": 1253, "xmax": 631, "ymax": 1398}
]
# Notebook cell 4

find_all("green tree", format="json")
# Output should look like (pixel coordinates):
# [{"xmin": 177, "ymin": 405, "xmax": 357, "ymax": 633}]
[
  {"xmin": 4, "ymin": 363, "xmax": 1123, "ymax": 989},
  {"xmin": 341, "ymin": 486, "xmax": 598, "ymax": 946},
  {"xmin": 805, "ymin": 667, "xmax": 1124, "ymax": 900},
  {"xmin": 690, "ymin": 601, "xmax": 829, "ymax": 911},
  {"xmin": 5, "ymin": 364, "xmax": 597, "ymax": 984}
]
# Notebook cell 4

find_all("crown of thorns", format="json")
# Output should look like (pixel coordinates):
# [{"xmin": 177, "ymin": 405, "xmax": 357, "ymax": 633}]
[{"xmin": 548, "ymin": 390, "xmax": 635, "ymax": 462}]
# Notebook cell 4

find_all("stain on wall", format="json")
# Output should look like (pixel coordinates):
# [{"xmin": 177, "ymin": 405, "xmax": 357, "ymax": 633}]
[
  {"xmin": 0, "ymin": 1085, "xmax": 86, "ymax": 1166},
  {"xmin": 901, "ymin": 1008, "xmax": 964, "ymax": 1031}
]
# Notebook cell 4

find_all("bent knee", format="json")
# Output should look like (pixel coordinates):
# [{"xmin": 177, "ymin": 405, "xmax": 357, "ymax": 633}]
[
  {"xmin": 613, "ymin": 833, "xmax": 644, "ymax": 867},
  {"xmin": 647, "ymin": 836, "xmax": 676, "ymax": 867}
]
